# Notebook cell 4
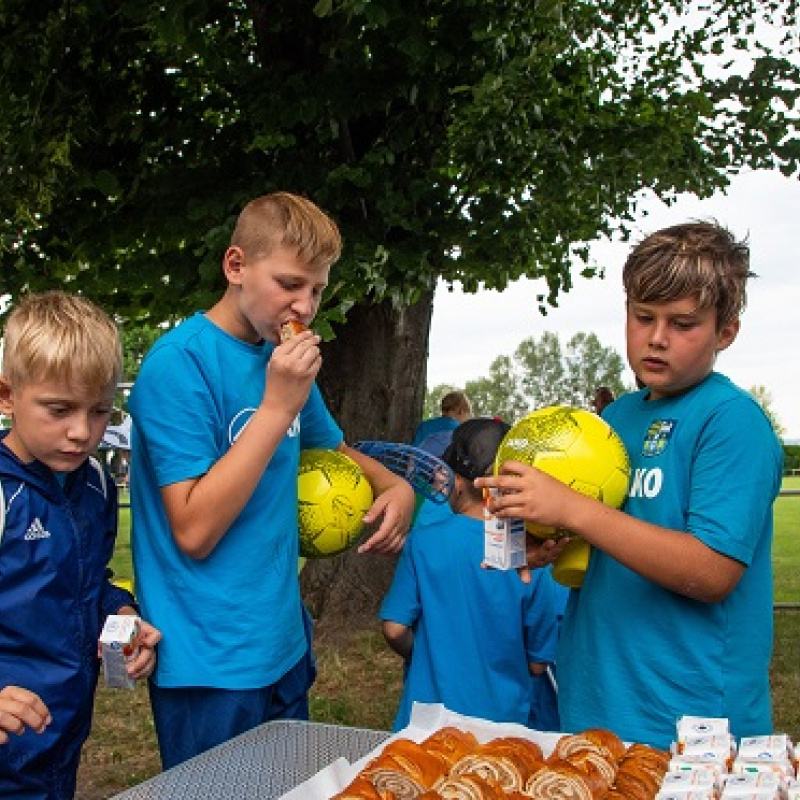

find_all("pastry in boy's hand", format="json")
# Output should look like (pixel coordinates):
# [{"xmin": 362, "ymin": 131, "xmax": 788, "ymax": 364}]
[{"xmin": 279, "ymin": 320, "xmax": 308, "ymax": 341}]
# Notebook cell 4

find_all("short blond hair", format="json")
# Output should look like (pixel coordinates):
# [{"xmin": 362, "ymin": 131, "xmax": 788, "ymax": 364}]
[
  {"xmin": 230, "ymin": 192, "xmax": 342, "ymax": 271},
  {"xmin": 623, "ymin": 221, "xmax": 753, "ymax": 328},
  {"xmin": 1, "ymin": 291, "xmax": 122, "ymax": 390}
]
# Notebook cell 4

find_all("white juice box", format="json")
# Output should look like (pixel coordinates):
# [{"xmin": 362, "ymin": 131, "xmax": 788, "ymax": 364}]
[
  {"xmin": 483, "ymin": 488, "xmax": 527, "ymax": 570},
  {"xmin": 100, "ymin": 614, "xmax": 140, "ymax": 690}
]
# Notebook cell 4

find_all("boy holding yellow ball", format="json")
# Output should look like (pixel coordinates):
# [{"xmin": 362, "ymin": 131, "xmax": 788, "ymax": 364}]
[{"xmin": 478, "ymin": 221, "xmax": 783, "ymax": 748}]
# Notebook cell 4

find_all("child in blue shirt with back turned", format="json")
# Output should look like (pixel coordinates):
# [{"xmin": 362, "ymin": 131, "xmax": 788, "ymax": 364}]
[
  {"xmin": 381, "ymin": 418, "xmax": 566, "ymax": 731},
  {"xmin": 478, "ymin": 222, "xmax": 783, "ymax": 748}
]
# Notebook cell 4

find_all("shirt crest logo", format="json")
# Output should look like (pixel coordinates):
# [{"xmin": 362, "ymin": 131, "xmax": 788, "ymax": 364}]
[{"xmin": 642, "ymin": 419, "xmax": 676, "ymax": 457}]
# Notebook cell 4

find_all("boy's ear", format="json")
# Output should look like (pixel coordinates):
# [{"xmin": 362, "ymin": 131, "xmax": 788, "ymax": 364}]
[
  {"xmin": 221, "ymin": 246, "xmax": 246, "ymax": 285},
  {"xmin": 0, "ymin": 377, "xmax": 13, "ymax": 415},
  {"xmin": 716, "ymin": 318, "xmax": 740, "ymax": 353}
]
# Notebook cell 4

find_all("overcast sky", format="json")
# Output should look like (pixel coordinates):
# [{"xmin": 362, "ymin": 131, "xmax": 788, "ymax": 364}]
[{"xmin": 426, "ymin": 169, "xmax": 800, "ymax": 440}]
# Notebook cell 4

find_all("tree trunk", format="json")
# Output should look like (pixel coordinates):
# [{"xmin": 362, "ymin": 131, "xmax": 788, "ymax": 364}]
[{"xmin": 301, "ymin": 292, "xmax": 434, "ymax": 633}]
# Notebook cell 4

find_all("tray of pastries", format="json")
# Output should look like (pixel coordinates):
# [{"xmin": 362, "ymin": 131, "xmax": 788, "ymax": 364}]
[{"xmin": 280, "ymin": 704, "xmax": 671, "ymax": 800}]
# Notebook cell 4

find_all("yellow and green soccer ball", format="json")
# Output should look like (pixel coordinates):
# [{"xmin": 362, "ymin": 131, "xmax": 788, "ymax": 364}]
[
  {"xmin": 297, "ymin": 449, "xmax": 374, "ymax": 558},
  {"xmin": 495, "ymin": 405, "xmax": 630, "ymax": 538}
]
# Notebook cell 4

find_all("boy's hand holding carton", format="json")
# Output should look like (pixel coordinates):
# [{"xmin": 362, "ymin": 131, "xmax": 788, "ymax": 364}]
[{"xmin": 100, "ymin": 614, "xmax": 162, "ymax": 689}]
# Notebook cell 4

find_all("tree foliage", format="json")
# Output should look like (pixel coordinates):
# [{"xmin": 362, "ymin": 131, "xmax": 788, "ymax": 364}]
[
  {"xmin": 1, "ymin": 1, "xmax": 799, "ymax": 327},
  {"xmin": 426, "ymin": 332, "xmax": 628, "ymax": 423},
  {"xmin": 749, "ymin": 384, "xmax": 786, "ymax": 437}
]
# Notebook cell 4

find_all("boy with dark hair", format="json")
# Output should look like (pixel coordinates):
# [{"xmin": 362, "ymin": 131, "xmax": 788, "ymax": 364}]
[
  {"xmin": 478, "ymin": 221, "xmax": 783, "ymax": 747},
  {"xmin": 129, "ymin": 192, "xmax": 415, "ymax": 768},
  {"xmin": 0, "ymin": 291, "xmax": 161, "ymax": 798}
]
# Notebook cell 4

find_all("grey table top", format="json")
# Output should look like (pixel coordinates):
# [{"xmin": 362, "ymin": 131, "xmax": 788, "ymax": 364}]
[{"xmin": 111, "ymin": 719, "xmax": 391, "ymax": 799}]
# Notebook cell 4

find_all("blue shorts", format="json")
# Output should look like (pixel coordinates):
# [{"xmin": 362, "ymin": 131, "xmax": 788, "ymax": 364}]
[{"xmin": 149, "ymin": 638, "xmax": 317, "ymax": 769}]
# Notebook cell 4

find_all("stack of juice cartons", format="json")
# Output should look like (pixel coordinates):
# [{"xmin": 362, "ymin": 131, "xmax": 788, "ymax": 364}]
[
  {"xmin": 727, "ymin": 734, "xmax": 798, "ymax": 799},
  {"xmin": 657, "ymin": 715, "xmax": 734, "ymax": 799},
  {"xmin": 657, "ymin": 716, "xmax": 799, "ymax": 799}
]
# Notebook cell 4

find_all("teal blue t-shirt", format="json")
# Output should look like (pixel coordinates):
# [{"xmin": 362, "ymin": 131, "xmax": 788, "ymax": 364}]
[
  {"xmin": 558, "ymin": 373, "xmax": 783, "ymax": 747},
  {"xmin": 380, "ymin": 500, "xmax": 564, "ymax": 730},
  {"xmin": 129, "ymin": 313, "xmax": 343, "ymax": 689}
]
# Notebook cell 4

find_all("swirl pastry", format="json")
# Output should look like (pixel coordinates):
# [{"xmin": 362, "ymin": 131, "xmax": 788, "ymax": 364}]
[
  {"xmin": 525, "ymin": 762, "xmax": 596, "ymax": 800},
  {"xmin": 580, "ymin": 728, "xmax": 627, "ymax": 763},
  {"xmin": 363, "ymin": 737, "xmax": 448, "ymax": 797},
  {"xmin": 330, "ymin": 775, "xmax": 388, "ymax": 799},
  {"xmin": 422, "ymin": 727, "xmax": 480, "ymax": 768},
  {"xmin": 558, "ymin": 751, "xmax": 615, "ymax": 796},
  {"xmin": 552, "ymin": 734, "xmax": 608, "ymax": 763},
  {"xmin": 447, "ymin": 739, "xmax": 545, "ymax": 792},
  {"xmin": 435, "ymin": 772, "xmax": 508, "ymax": 799}
]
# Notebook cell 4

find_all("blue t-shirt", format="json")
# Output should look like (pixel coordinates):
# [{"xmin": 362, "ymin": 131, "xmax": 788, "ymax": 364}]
[
  {"xmin": 558, "ymin": 373, "xmax": 783, "ymax": 747},
  {"xmin": 412, "ymin": 416, "xmax": 459, "ymax": 448},
  {"xmin": 129, "ymin": 313, "xmax": 343, "ymax": 689},
  {"xmin": 380, "ymin": 501, "xmax": 563, "ymax": 730}
]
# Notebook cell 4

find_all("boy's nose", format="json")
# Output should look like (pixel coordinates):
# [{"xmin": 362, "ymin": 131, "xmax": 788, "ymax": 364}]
[
  {"xmin": 291, "ymin": 290, "xmax": 318, "ymax": 318},
  {"xmin": 67, "ymin": 415, "xmax": 92, "ymax": 442},
  {"xmin": 648, "ymin": 320, "xmax": 669, "ymax": 348}
]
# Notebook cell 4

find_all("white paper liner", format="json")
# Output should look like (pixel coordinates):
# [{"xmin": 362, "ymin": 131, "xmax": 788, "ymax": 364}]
[{"xmin": 279, "ymin": 702, "xmax": 564, "ymax": 799}]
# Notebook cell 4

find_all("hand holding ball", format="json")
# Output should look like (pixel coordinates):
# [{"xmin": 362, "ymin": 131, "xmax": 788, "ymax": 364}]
[
  {"xmin": 494, "ymin": 406, "xmax": 631, "ymax": 586},
  {"xmin": 297, "ymin": 449, "xmax": 374, "ymax": 558}
]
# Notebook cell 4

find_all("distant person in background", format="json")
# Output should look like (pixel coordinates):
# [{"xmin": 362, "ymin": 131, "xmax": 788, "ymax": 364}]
[
  {"xmin": 381, "ymin": 418, "xmax": 564, "ymax": 731},
  {"xmin": 412, "ymin": 390, "xmax": 472, "ymax": 457},
  {"xmin": 592, "ymin": 385, "xmax": 615, "ymax": 415}
]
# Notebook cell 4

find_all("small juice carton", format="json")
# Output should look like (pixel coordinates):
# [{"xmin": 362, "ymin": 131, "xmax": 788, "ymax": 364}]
[
  {"xmin": 100, "ymin": 614, "xmax": 140, "ymax": 690},
  {"xmin": 677, "ymin": 716, "xmax": 731, "ymax": 748},
  {"xmin": 483, "ymin": 488, "xmax": 527, "ymax": 570},
  {"xmin": 722, "ymin": 771, "xmax": 783, "ymax": 798}
]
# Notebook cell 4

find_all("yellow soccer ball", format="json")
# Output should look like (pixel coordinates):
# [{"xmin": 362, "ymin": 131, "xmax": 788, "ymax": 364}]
[
  {"xmin": 297, "ymin": 449, "xmax": 374, "ymax": 558},
  {"xmin": 495, "ymin": 405, "xmax": 630, "ymax": 538}
]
